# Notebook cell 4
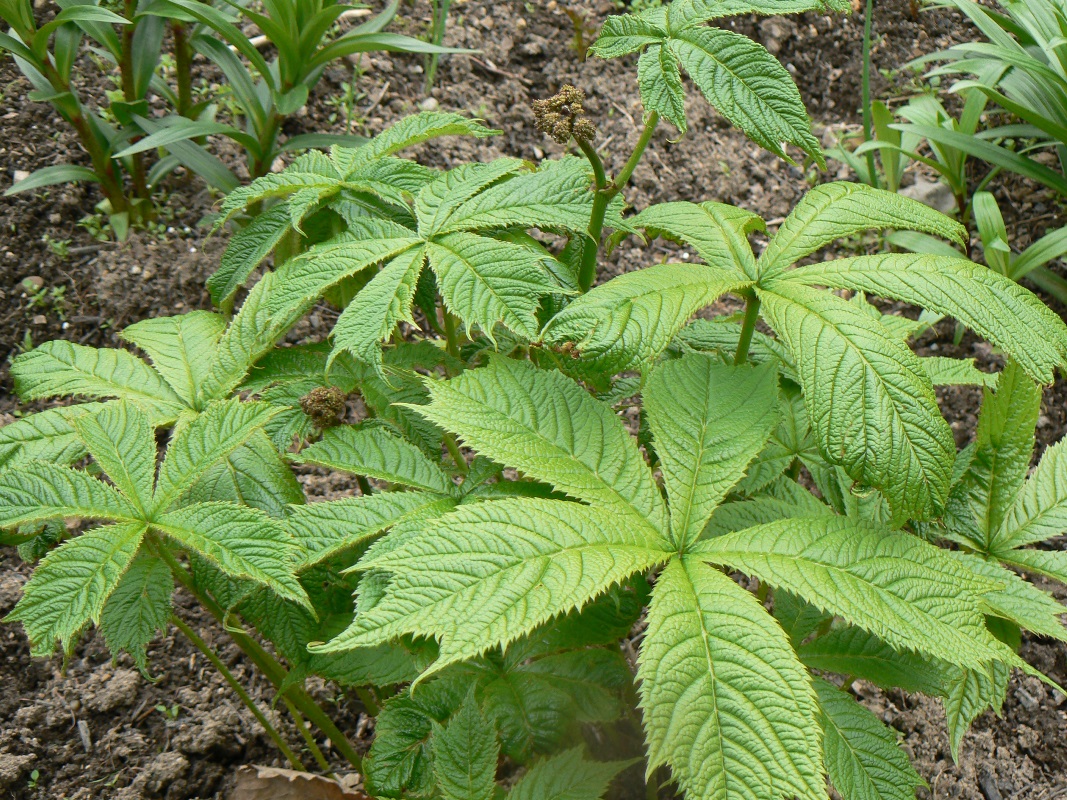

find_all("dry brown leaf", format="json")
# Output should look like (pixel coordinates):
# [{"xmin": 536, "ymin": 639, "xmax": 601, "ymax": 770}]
[{"xmin": 229, "ymin": 765, "xmax": 369, "ymax": 800}]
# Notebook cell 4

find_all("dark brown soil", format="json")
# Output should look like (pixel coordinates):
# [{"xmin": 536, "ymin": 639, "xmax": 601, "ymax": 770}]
[{"xmin": 1, "ymin": 1, "xmax": 1066, "ymax": 798}]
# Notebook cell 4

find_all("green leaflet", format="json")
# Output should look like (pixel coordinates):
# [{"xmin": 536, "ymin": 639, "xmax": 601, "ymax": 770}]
[
  {"xmin": 943, "ymin": 662, "xmax": 1009, "ymax": 762},
  {"xmin": 782, "ymin": 254, "xmax": 1067, "ymax": 383},
  {"xmin": 337, "ymin": 112, "xmax": 498, "ymax": 175},
  {"xmin": 311, "ymin": 498, "xmax": 670, "ymax": 675},
  {"xmin": 798, "ymin": 627, "xmax": 947, "ymax": 697},
  {"xmin": 153, "ymin": 502, "xmax": 310, "ymax": 610},
  {"xmin": 997, "ymin": 548, "xmax": 1067, "ymax": 587},
  {"xmin": 415, "ymin": 159, "xmax": 526, "ymax": 237},
  {"xmin": 758, "ymin": 182, "xmax": 966, "ymax": 278},
  {"xmin": 296, "ymin": 423, "xmax": 456, "ymax": 495},
  {"xmin": 638, "ymin": 45, "xmax": 687, "ymax": 133},
  {"xmin": 74, "ymin": 401, "xmax": 157, "ymax": 514},
  {"xmin": 432, "ymin": 692, "xmax": 498, "ymax": 800},
  {"xmin": 208, "ymin": 203, "xmax": 292, "ymax": 307},
  {"xmin": 100, "ymin": 554, "xmax": 173, "ymax": 673},
  {"xmin": 993, "ymin": 435, "xmax": 1067, "ymax": 552},
  {"xmin": 0, "ymin": 402, "xmax": 106, "ymax": 470},
  {"xmin": 6, "ymin": 522, "xmax": 146, "ymax": 656},
  {"xmin": 0, "ymin": 461, "xmax": 139, "ymax": 528},
  {"xmin": 639, "ymin": 557, "xmax": 825, "ymax": 800},
  {"xmin": 693, "ymin": 517, "xmax": 1008, "ymax": 669},
  {"xmin": 507, "ymin": 747, "xmax": 631, "ymax": 800},
  {"xmin": 920, "ymin": 356, "xmax": 999, "ymax": 388},
  {"xmin": 541, "ymin": 264, "xmax": 748, "ymax": 375},
  {"xmin": 121, "ymin": 312, "xmax": 227, "ymax": 406},
  {"xmin": 645, "ymin": 357, "xmax": 779, "ymax": 548},
  {"xmin": 814, "ymin": 678, "xmax": 925, "ymax": 800},
  {"xmin": 153, "ymin": 399, "xmax": 280, "ymax": 514},
  {"xmin": 286, "ymin": 491, "xmax": 452, "ymax": 569},
  {"xmin": 410, "ymin": 357, "xmax": 668, "ymax": 531},
  {"xmin": 758, "ymin": 282, "xmax": 955, "ymax": 523},
  {"xmin": 11, "ymin": 339, "xmax": 185, "ymax": 418}
]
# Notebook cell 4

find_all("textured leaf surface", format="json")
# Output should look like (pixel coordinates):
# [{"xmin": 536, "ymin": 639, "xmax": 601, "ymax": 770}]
[
  {"xmin": 631, "ymin": 201, "xmax": 761, "ymax": 278},
  {"xmin": 695, "ymin": 517, "xmax": 1006, "ymax": 668},
  {"xmin": 121, "ymin": 312, "xmax": 227, "ymax": 406},
  {"xmin": 297, "ymin": 424, "xmax": 455, "ymax": 495},
  {"xmin": 208, "ymin": 203, "xmax": 291, "ymax": 306},
  {"xmin": 12, "ymin": 340, "xmax": 184, "ymax": 417},
  {"xmin": 339, "ymin": 112, "xmax": 497, "ymax": 174},
  {"xmin": 0, "ymin": 461, "xmax": 139, "ymax": 528},
  {"xmin": 415, "ymin": 159, "xmax": 526, "ymax": 237},
  {"xmin": 154, "ymin": 503, "xmax": 309, "ymax": 609},
  {"xmin": 920, "ymin": 357, "xmax": 998, "ymax": 388},
  {"xmin": 6, "ymin": 522, "xmax": 146, "ymax": 656},
  {"xmin": 815, "ymin": 678, "xmax": 924, "ymax": 800},
  {"xmin": 542, "ymin": 264, "xmax": 746, "ymax": 375},
  {"xmin": 426, "ymin": 232, "xmax": 558, "ymax": 341},
  {"xmin": 784, "ymin": 254, "xmax": 1067, "ymax": 383},
  {"xmin": 411, "ymin": 357, "xmax": 667, "ymax": 531},
  {"xmin": 645, "ymin": 357, "xmax": 778, "ymax": 548},
  {"xmin": 639, "ymin": 45, "xmax": 687, "ymax": 133},
  {"xmin": 313, "ymin": 498, "xmax": 669, "ymax": 675},
  {"xmin": 0, "ymin": 403, "xmax": 106, "ymax": 469},
  {"xmin": 758, "ymin": 183, "xmax": 965, "ymax": 277},
  {"xmin": 73, "ymin": 401, "xmax": 156, "ymax": 513},
  {"xmin": 995, "ymin": 436, "xmax": 1067, "ymax": 552},
  {"xmin": 639, "ymin": 557, "xmax": 824, "ymax": 800},
  {"xmin": 758, "ymin": 283, "xmax": 954, "ymax": 522},
  {"xmin": 508, "ymin": 747, "xmax": 630, "ymax": 800},
  {"xmin": 432, "ymin": 693, "xmax": 498, "ymax": 800},
  {"xmin": 100, "ymin": 554, "xmax": 173, "ymax": 672},
  {"xmin": 943, "ymin": 663, "xmax": 1009, "ymax": 761},
  {"xmin": 798, "ymin": 627, "xmax": 946, "ymax": 696},
  {"xmin": 153, "ymin": 399, "xmax": 279, "ymax": 514}
]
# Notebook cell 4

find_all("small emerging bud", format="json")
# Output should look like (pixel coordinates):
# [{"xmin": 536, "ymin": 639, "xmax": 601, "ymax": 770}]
[
  {"xmin": 533, "ymin": 84, "xmax": 597, "ymax": 145},
  {"xmin": 300, "ymin": 386, "xmax": 347, "ymax": 428}
]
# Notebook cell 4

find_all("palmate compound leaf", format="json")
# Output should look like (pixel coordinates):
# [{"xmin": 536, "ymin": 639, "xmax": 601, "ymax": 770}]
[
  {"xmin": 638, "ymin": 557, "xmax": 825, "ymax": 800},
  {"xmin": 11, "ymin": 339, "xmax": 185, "ymax": 419},
  {"xmin": 0, "ymin": 461, "xmax": 139, "ymax": 529},
  {"xmin": 645, "ymin": 356, "xmax": 779, "ymax": 549},
  {"xmin": 99, "ymin": 554, "xmax": 173, "ymax": 673},
  {"xmin": 540, "ymin": 264, "xmax": 748, "ymax": 375},
  {"xmin": 757, "ymin": 281, "xmax": 955, "ymax": 523},
  {"xmin": 507, "ymin": 747, "xmax": 632, "ymax": 800},
  {"xmin": 309, "ymin": 497, "xmax": 670, "ymax": 677},
  {"xmin": 415, "ymin": 159, "xmax": 527, "ymax": 237},
  {"xmin": 781, "ymin": 253, "xmax": 1067, "ymax": 383},
  {"xmin": 757, "ymin": 183, "xmax": 967, "ymax": 279},
  {"xmin": 295, "ymin": 423, "xmax": 456, "ymax": 496},
  {"xmin": 153, "ymin": 502, "xmax": 310, "ymax": 610},
  {"xmin": 692, "ymin": 517, "xmax": 1008, "ymax": 669},
  {"xmin": 814, "ymin": 677, "xmax": 925, "ymax": 800},
  {"xmin": 431, "ymin": 691, "xmax": 498, "ymax": 800},
  {"xmin": 6, "ymin": 522, "xmax": 147, "ymax": 656},
  {"xmin": 408, "ymin": 356, "xmax": 668, "ymax": 530},
  {"xmin": 121, "ymin": 311, "xmax": 227, "ymax": 407},
  {"xmin": 73, "ymin": 400, "xmax": 157, "ymax": 514}
]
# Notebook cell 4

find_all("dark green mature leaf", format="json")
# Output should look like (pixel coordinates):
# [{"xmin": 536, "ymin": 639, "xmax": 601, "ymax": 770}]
[
  {"xmin": 432, "ymin": 692, "xmax": 498, "ymax": 800},
  {"xmin": 507, "ymin": 747, "xmax": 631, "ymax": 800},
  {"xmin": 943, "ymin": 663, "xmax": 1009, "ymax": 761},
  {"xmin": 799, "ymin": 627, "xmax": 947, "ymax": 697},
  {"xmin": 639, "ymin": 45, "xmax": 687, "ymax": 133}
]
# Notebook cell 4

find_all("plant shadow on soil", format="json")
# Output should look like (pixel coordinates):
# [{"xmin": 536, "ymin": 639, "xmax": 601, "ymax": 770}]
[{"xmin": 0, "ymin": 1, "xmax": 1065, "ymax": 797}]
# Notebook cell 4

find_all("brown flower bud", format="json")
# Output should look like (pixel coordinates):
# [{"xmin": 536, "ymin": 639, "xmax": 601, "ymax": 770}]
[
  {"xmin": 533, "ymin": 84, "xmax": 597, "ymax": 145},
  {"xmin": 299, "ymin": 386, "xmax": 347, "ymax": 428}
]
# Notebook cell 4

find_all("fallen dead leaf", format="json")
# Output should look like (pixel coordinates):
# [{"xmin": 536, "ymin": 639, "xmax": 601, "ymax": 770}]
[{"xmin": 229, "ymin": 765, "xmax": 369, "ymax": 800}]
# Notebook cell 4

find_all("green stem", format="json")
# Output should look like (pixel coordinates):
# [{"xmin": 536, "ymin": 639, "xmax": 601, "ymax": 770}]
[
  {"xmin": 119, "ymin": 0, "xmax": 150, "ymax": 205},
  {"xmin": 170, "ymin": 613, "xmax": 306, "ymax": 771},
  {"xmin": 356, "ymin": 475, "xmax": 374, "ymax": 497},
  {"xmin": 282, "ymin": 696, "xmax": 334, "ymax": 776},
  {"xmin": 576, "ymin": 136, "xmax": 608, "ymax": 193},
  {"xmin": 734, "ymin": 290, "xmax": 761, "ymax": 365},
  {"xmin": 354, "ymin": 686, "xmax": 380, "ymax": 717},
  {"xmin": 443, "ymin": 310, "xmax": 461, "ymax": 361},
  {"xmin": 861, "ymin": 0, "xmax": 879, "ymax": 189},
  {"xmin": 443, "ymin": 432, "xmax": 468, "ymax": 475},
  {"xmin": 613, "ymin": 110, "xmax": 659, "ymax": 194},
  {"xmin": 173, "ymin": 21, "xmax": 194, "ymax": 118},
  {"xmin": 153, "ymin": 538, "xmax": 363, "ymax": 770}
]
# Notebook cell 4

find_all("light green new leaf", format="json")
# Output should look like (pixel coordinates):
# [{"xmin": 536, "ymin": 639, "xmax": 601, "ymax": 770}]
[
  {"xmin": 100, "ymin": 554, "xmax": 173, "ymax": 672},
  {"xmin": 207, "ymin": 203, "xmax": 291, "ymax": 307},
  {"xmin": 415, "ymin": 159, "xmax": 526, "ymax": 237},
  {"xmin": 921, "ymin": 357, "xmax": 999, "ymax": 388},
  {"xmin": 73, "ymin": 401, "xmax": 156, "ymax": 513},
  {"xmin": 693, "ymin": 517, "xmax": 1007, "ymax": 668},
  {"xmin": 508, "ymin": 747, "xmax": 630, "ymax": 800},
  {"xmin": 589, "ymin": 13, "xmax": 666, "ymax": 59},
  {"xmin": 758, "ymin": 182, "xmax": 966, "ymax": 278},
  {"xmin": 998, "ymin": 549, "xmax": 1067, "ymax": 587},
  {"xmin": 630, "ymin": 201, "xmax": 762, "ymax": 279},
  {"xmin": 639, "ymin": 45, "xmax": 687, "ymax": 133},
  {"xmin": 154, "ymin": 502, "xmax": 309, "ymax": 609},
  {"xmin": 312, "ymin": 498, "xmax": 669, "ymax": 676},
  {"xmin": 0, "ymin": 461, "xmax": 139, "ymax": 528},
  {"xmin": 6, "ymin": 522, "xmax": 146, "ymax": 656},
  {"xmin": 798, "ymin": 627, "xmax": 947, "ymax": 697},
  {"xmin": 639, "ymin": 557, "xmax": 824, "ymax": 800},
  {"xmin": 11, "ymin": 340, "xmax": 184, "ymax": 418},
  {"xmin": 329, "ymin": 246, "xmax": 425, "ymax": 372},
  {"xmin": 153, "ymin": 399, "xmax": 280, "ymax": 514},
  {"xmin": 287, "ymin": 491, "xmax": 452, "ymax": 569},
  {"xmin": 783, "ymin": 254, "xmax": 1067, "ymax": 383},
  {"xmin": 432, "ymin": 692, "xmax": 498, "ymax": 800},
  {"xmin": 758, "ymin": 283, "xmax": 954, "ymax": 522},
  {"xmin": 410, "ymin": 357, "xmax": 667, "ymax": 532},
  {"xmin": 541, "ymin": 264, "xmax": 748, "ymax": 375},
  {"xmin": 269, "ymin": 219, "xmax": 422, "ymax": 316},
  {"xmin": 815, "ymin": 678, "xmax": 925, "ymax": 800},
  {"xmin": 338, "ymin": 112, "xmax": 498, "ymax": 175},
  {"xmin": 426, "ymin": 232, "xmax": 558, "ymax": 341},
  {"xmin": 0, "ymin": 402, "xmax": 107, "ymax": 469},
  {"xmin": 994, "ymin": 436, "xmax": 1067, "ymax": 553},
  {"xmin": 943, "ymin": 663, "xmax": 1009, "ymax": 762},
  {"xmin": 645, "ymin": 357, "xmax": 779, "ymax": 548},
  {"xmin": 670, "ymin": 26, "xmax": 821, "ymax": 165},
  {"xmin": 296, "ymin": 424, "xmax": 455, "ymax": 495},
  {"xmin": 945, "ymin": 361, "xmax": 1039, "ymax": 552},
  {"xmin": 121, "ymin": 312, "xmax": 227, "ymax": 406}
]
